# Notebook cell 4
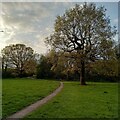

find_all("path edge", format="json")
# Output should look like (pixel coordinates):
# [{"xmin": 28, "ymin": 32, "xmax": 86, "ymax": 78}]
[{"xmin": 6, "ymin": 82, "xmax": 63, "ymax": 119}]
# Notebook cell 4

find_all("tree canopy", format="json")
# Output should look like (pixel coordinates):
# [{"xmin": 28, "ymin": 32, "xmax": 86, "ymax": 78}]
[
  {"xmin": 46, "ymin": 3, "xmax": 117, "ymax": 85},
  {"xmin": 2, "ymin": 44, "xmax": 36, "ymax": 77}
]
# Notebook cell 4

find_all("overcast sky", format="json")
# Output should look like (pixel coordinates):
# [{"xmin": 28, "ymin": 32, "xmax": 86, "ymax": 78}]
[{"xmin": 0, "ymin": 2, "xmax": 118, "ymax": 55}]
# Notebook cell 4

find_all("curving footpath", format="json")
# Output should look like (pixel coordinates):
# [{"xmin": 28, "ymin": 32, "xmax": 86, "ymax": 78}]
[{"xmin": 7, "ymin": 82, "xmax": 63, "ymax": 119}]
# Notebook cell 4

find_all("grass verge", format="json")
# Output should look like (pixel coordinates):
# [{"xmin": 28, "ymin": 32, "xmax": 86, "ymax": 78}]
[
  {"xmin": 2, "ymin": 78, "xmax": 59, "ymax": 118},
  {"xmin": 26, "ymin": 81, "xmax": 118, "ymax": 118}
]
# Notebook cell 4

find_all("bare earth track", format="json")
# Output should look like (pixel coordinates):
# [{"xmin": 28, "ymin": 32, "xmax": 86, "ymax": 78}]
[{"xmin": 7, "ymin": 82, "xmax": 63, "ymax": 119}]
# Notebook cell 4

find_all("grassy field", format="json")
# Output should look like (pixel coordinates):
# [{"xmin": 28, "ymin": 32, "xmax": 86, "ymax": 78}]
[
  {"xmin": 26, "ymin": 81, "xmax": 118, "ymax": 118},
  {"xmin": 0, "ymin": 79, "xmax": 2, "ymax": 119},
  {"xmin": 2, "ymin": 79, "xmax": 59, "ymax": 118}
]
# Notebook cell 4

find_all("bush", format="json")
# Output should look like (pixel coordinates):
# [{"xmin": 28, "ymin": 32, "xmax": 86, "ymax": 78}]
[{"xmin": 2, "ymin": 71, "xmax": 15, "ymax": 78}]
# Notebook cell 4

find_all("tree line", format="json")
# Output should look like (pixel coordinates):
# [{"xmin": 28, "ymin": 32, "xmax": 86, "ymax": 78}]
[
  {"xmin": 1, "ymin": 3, "xmax": 119, "ymax": 84},
  {"xmin": 1, "ymin": 43, "xmax": 119, "ymax": 82}
]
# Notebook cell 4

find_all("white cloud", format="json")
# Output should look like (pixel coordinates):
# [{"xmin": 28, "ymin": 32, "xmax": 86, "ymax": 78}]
[
  {"xmin": 0, "ymin": 2, "xmax": 117, "ymax": 55},
  {"xmin": 1, "ymin": 2, "xmax": 54, "ymax": 54}
]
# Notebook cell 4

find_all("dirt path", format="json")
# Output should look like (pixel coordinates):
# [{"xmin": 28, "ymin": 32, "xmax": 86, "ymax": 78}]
[{"xmin": 7, "ymin": 82, "xmax": 63, "ymax": 119}]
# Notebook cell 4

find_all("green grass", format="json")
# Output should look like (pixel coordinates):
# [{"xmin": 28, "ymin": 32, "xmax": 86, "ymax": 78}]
[
  {"xmin": 0, "ymin": 79, "xmax": 2, "ymax": 119},
  {"xmin": 2, "ymin": 78, "xmax": 59, "ymax": 118},
  {"xmin": 26, "ymin": 81, "xmax": 118, "ymax": 118}
]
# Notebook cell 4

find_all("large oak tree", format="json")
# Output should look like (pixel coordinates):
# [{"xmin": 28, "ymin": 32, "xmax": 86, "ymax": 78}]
[{"xmin": 46, "ymin": 3, "xmax": 117, "ymax": 85}]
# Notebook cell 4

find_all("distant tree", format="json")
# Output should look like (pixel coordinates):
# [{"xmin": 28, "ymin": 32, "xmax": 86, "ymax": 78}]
[
  {"xmin": 114, "ymin": 43, "xmax": 120, "ymax": 78},
  {"xmin": 2, "ymin": 54, "xmax": 9, "ymax": 72},
  {"xmin": 36, "ymin": 55, "xmax": 53, "ymax": 79},
  {"xmin": 115, "ymin": 43, "xmax": 120, "ymax": 59},
  {"xmin": 91, "ymin": 59, "xmax": 118, "ymax": 77},
  {"xmin": 46, "ymin": 3, "xmax": 117, "ymax": 85},
  {"xmin": 47, "ymin": 50, "xmax": 79, "ymax": 80},
  {"xmin": 24, "ymin": 59, "xmax": 37, "ymax": 76},
  {"xmin": 1, "ymin": 44, "xmax": 35, "ymax": 77}
]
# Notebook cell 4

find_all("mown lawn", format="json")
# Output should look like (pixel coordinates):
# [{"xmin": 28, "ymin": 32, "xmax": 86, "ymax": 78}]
[
  {"xmin": 2, "ymin": 79, "xmax": 59, "ymax": 118},
  {"xmin": 0, "ymin": 79, "xmax": 2, "ymax": 119},
  {"xmin": 26, "ymin": 81, "xmax": 118, "ymax": 118}
]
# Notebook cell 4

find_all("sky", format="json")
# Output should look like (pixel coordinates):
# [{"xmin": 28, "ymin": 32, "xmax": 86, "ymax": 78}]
[{"xmin": 0, "ymin": 2, "xmax": 118, "ymax": 55}]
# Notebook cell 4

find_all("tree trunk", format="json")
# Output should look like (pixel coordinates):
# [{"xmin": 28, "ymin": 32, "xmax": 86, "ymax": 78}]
[
  {"xmin": 80, "ymin": 61, "xmax": 86, "ymax": 85},
  {"xmin": 5, "ymin": 64, "xmax": 8, "ymax": 72},
  {"xmin": 19, "ymin": 69, "xmax": 24, "ymax": 78},
  {"xmin": 2, "ymin": 64, "xmax": 4, "ymax": 72}
]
